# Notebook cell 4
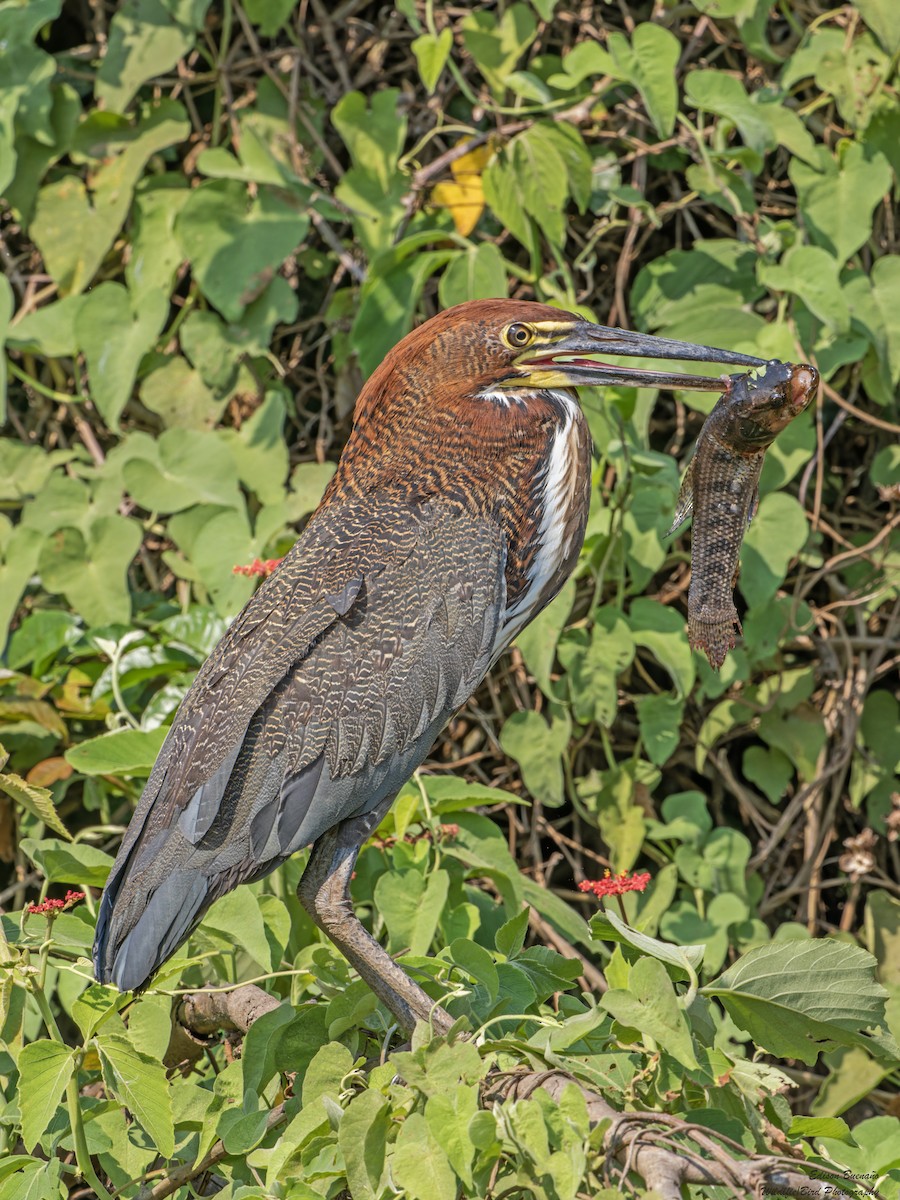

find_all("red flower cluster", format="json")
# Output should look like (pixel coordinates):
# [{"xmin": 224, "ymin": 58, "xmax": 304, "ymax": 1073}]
[
  {"xmin": 27, "ymin": 890, "xmax": 85, "ymax": 915},
  {"xmin": 578, "ymin": 871, "xmax": 651, "ymax": 898},
  {"xmin": 232, "ymin": 557, "xmax": 283, "ymax": 578}
]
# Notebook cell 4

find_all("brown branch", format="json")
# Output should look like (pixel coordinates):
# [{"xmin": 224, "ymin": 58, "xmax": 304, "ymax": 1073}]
[{"xmin": 163, "ymin": 983, "xmax": 281, "ymax": 1068}]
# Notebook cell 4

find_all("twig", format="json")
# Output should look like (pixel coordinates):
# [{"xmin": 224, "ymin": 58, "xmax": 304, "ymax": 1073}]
[{"xmin": 822, "ymin": 378, "xmax": 900, "ymax": 436}]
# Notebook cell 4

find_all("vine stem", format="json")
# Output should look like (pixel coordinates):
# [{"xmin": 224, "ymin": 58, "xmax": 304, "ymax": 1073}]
[{"xmin": 30, "ymin": 981, "xmax": 115, "ymax": 1200}]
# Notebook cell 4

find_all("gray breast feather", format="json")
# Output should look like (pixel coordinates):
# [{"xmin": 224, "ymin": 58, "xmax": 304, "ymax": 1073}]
[{"xmin": 93, "ymin": 496, "xmax": 506, "ymax": 992}]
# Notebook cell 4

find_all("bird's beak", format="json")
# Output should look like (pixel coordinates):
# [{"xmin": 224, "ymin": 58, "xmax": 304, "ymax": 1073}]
[{"xmin": 518, "ymin": 321, "xmax": 767, "ymax": 392}]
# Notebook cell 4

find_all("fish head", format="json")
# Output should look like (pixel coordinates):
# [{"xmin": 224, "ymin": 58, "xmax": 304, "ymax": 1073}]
[{"xmin": 733, "ymin": 361, "xmax": 819, "ymax": 444}]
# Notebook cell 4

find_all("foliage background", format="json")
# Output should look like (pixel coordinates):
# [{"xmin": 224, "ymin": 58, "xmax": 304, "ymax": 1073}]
[{"xmin": 1, "ymin": 0, "xmax": 899, "ymax": 1197}]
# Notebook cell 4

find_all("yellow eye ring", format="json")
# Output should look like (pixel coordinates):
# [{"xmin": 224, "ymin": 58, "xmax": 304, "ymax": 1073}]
[{"xmin": 506, "ymin": 322, "xmax": 533, "ymax": 348}]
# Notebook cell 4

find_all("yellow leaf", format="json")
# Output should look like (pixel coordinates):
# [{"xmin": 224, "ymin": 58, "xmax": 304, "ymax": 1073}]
[
  {"xmin": 430, "ymin": 140, "xmax": 493, "ymax": 236},
  {"xmin": 450, "ymin": 142, "xmax": 493, "ymax": 180},
  {"xmin": 431, "ymin": 178, "xmax": 485, "ymax": 237},
  {"xmin": 81, "ymin": 1048, "xmax": 101, "ymax": 1071}
]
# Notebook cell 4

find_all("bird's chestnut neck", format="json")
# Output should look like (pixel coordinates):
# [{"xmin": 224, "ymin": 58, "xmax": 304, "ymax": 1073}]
[{"xmin": 327, "ymin": 369, "xmax": 579, "ymax": 518}]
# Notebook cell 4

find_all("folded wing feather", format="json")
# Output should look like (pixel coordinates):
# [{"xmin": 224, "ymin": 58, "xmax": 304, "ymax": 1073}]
[{"xmin": 93, "ymin": 496, "xmax": 506, "ymax": 992}]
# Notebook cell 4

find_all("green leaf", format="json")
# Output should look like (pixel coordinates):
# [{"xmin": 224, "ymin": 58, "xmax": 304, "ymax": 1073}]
[
  {"xmin": 7, "ymin": 610, "xmax": 81, "ymax": 670},
  {"xmin": 759, "ymin": 245, "xmax": 850, "ymax": 333},
  {"xmin": 243, "ymin": 0, "xmax": 295, "ymax": 35},
  {"xmin": 264, "ymin": 1096, "xmax": 330, "ymax": 1184},
  {"xmin": 218, "ymin": 1107, "xmax": 269, "ymax": 1155},
  {"xmin": 301, "ymin": 1041, "xmax": 354, "ymax": 1107},
  {"xmin": 505, "ymin": 69, "xmax": 552, "ymax": 103},
  {"xmin": 239, "ymin": 1005, "xmax": 295, "ymax": 1098},
  {"xmin": 608, "ymin": 23, "xmax": 680, "ymax": 138},
  {"xmin": 219, "ymin": 390, "xmax": 289, "ymax": 505},
  {"xmin": 495, "ymin": 907, "xmax": 530, "ymax": 959},
  {"xmin": 17, "ymin": 1039, "xmax": 76, "ymax": 1151},
  {"xmin": 97, "ymin": 0, "xmax": 213, "ymax": 112},
  {"xmin": 813, "ymin": 1046, "xmax": 891, "ymax": 1118},
  {"xmin": 21, "ymin": 837, "xmax": 114, "ymax": 888},
  {"xmin": 65, "ymin": 727, "xmax": 168, "ymax": 776},
  {"xmin": 789, "ymin": 1116, "xmax": 854, "ymax": 1144},
  {"xmin": 175, "ymin": 179, "xmax": 307, "ymax": 321},
  {"xmin": 392, "ymin": 1111, "xmax": 458, "ymax": 1200},
  {"xmin": 0, "ymin": 524, "xmax": 47, "ymax": 656},
  {"xmin": 352, "ymin": 248, "xmax": 453, "ymax": 375},
  {"xmin": 790, "ymin": 142, "xmax": 893, "ymax": 265},
  {"xmin": 38, "ymin": 517, "xmax": 142, "ymax": 627},
  {"xmin": 75, "ymin": 282, "xmax": 168, "ymax": 427},
  {"xmin": 71, "ymin": 984, "xmax": 124, "ymax": 1040},
  {"xmin": 631, "ymin": 239, "xmax": 764, "ymax": 347},
  {"xmin": 461, "ymin": 5, "xmax": 537, "ymax": 99},
  {"xmin": 139, "ymin": 355, "xmax": 225, "ymax": 430},
  {"xmin": 628, "ymin": 597, "xmax": 696, "ymax": 696},
  {"xmin": 273, "ymin": 1003, "xmax": 330, "ymax": 1081},
  {"xmin": 201, "ymin": 887, "xmax": 273, "ymax": 972},
  {"xmin": 592, "ymin": 907, "xmax": 706, "ymax": 975},
  {"xmin": 758, "ymin": 709, "xmax": 827, "ymax": 784},
  {"xmin": 97, "ymin": 1032, "xmax": 175, "ymax": 1157},
  {"xmin": 30, "ymin": 101, "xmax": 189, "ymax": 295},
  {"xmin": 686, "ymin": 70, "xmax": 817, "ymax": 166},
  {"xmin": 514, "ymin": 577, "xmax": 575, "ymax": 698},
  {"xmin": 558, "ymin": 608, "xmax": 635, "ymax": 726},
  {"xmin": 0, "ymin": 273, "xmax": 12, "ymax": 422},
  {"xmin": 0, "ymin": 0, "xmax": 61, "ymax": 196},
  {"xmin": 739, "ymin": 492, "xmax": 808, "ymax": 608},
  {"xmin": 482, "ymin": 154, "xmax": 533, "ymax": 248},
  {"xmin": 438, "ymin": 242, "xmax": 508, "ymax": 308},
  {"xmin": 636, "ymin": 694, "xmax": 685, "ymax": 766},
  {"xmin": 448, "ymin": 937, "xmax": 500, "ymax": 1002},
  {"xmin": 499, "ymin": 708, "xmax": 570, "ymax": 806},
  {"xmin": 425, "ymin": 1085, "xmax": 479, "ymax": 1188},
  {"xmin": 0, "ymin": 765, "xmax": 71, "ymax": 840},
  {"xmin": 167, "ymin": 504, "xmax": 257, "ymax": 616},
  {"xmin": 742, "ymin": 745, "xmax": 793, "ymax": 804},
  {"xmin": 339, "ymin": 1090, "xmax": 391, "ymax": 1200},
  {"xmin": 510, "ymin": 124, "xmax": 569, "ymax": 246},
  {"xmin": 122, "ymin": 428, "xmax": 242, "ymax": 513},
  {"xmin": 844, "ymin": 255, "xmax": 900, "ymax": 406},
  {"xmin": 374, "ymin": 867, "xmax": 450, "ymax": 956},
  {"xmin": 601, "ymin": 956, "xmax": 700, "ymax": 1069},
  {"xmin": 412, "ymin": 29, "xmax": 453, "ymax": 93},
  {"xmin": 706, "ymin": 939, "xmax": 895, "ymax": 1066},
  {"xmin": 549, "ymin": 40, "xmax": 613, "ymax": 89},
  {"xmin": 332, "ymin": 89, "xmax": 408, "ymax": 257},
  {"xmin": 126, "ymin": 181, "xmax": 191, "ymax": 304},
  {"xmin": 5, "ymin": 295, "xmax": 84, "ymax": 359},
  {"xmin": 521, "ymin": 875, "xmax": 592, "ymax": 948},
  {"xmin": 332, "ymin": 88, "xmax": 406, "ymax": 189},
  {"xmin": 814, "ymin": 1115, "xmax": 900, "ymax": 1178},
  {"xmin": 855, "ymin": 0, "xmax": 900, "ymax": 54}
]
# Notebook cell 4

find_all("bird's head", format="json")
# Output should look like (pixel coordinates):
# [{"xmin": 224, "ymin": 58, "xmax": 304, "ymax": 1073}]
[{"xmin": 358, "ymin": 300, "xmax": 767, "ymax": 423}]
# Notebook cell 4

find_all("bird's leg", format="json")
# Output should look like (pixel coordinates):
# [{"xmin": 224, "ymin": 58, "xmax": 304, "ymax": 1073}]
[{"xmin": 298, "ymin": 813, "xmax": 454, "ymax": 1036}]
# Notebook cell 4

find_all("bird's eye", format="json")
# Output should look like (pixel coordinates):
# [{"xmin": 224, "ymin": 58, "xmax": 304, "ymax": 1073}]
[{"xmin": 507, "ymin": 323, "xmax": 533, "ymax": 348}]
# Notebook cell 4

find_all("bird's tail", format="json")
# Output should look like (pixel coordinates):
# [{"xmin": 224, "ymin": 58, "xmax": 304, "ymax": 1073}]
[
  {"xmin": 93, "ymin": 718, "xmax": 327, "ymax": 992},
  {"xmin": 93, "ymin": 822, "xmax": 216, "ymax": 993}
]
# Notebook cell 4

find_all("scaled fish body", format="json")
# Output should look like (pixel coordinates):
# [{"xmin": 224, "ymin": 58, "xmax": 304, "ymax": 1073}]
[{"xmin": 668, "ymin": 360, "xmax": 818, "ymax": 669}]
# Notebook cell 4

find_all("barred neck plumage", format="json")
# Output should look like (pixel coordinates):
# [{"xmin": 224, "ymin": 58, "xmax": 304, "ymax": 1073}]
[{"xmin": 319, "ymin": 380, "xmax": 592, "ymax": 650}]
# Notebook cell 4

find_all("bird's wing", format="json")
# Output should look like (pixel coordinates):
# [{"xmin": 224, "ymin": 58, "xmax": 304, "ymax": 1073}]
[{"xmin": 94, "ymin": 495, "xmax": 506, "ymax": 990}]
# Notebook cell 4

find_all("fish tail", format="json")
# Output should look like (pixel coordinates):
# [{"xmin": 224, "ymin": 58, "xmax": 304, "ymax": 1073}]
[{"xmin": 688, "ymin": 609, "xmax": 742, "ymax": 671}]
